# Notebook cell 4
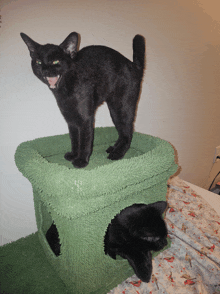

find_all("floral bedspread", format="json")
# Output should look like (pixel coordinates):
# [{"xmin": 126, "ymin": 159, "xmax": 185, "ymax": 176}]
[{"xmin": 109, "ymin": 177, "xmax": 220, "ymax": 294}]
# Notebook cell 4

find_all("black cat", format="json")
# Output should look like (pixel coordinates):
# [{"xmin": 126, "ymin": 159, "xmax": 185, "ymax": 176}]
[
  {"xmin": 104, "ymin": 201, "xmax": 168, "ymax": 283},
  {"xmin": 20, "ymin": 32, "xmax": 145, "ymax": 168}
]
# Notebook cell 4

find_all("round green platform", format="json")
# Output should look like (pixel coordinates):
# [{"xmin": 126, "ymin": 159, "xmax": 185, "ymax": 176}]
[{"xmin": 15, "ymin": 127, "xmax": 178, "ymax": 293}]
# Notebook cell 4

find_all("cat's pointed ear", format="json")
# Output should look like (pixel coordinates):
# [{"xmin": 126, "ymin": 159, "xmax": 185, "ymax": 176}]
[
  {"xmin": 59, "ymin": 32, "xmax": 79, "ymax": 58},
  {"xmin": 20, "ymin": 33, "xmax": 40, "ymax": 57},
  {"xmin": 149, "ymin": 201, "xmax": 167, "ymax": 215}
]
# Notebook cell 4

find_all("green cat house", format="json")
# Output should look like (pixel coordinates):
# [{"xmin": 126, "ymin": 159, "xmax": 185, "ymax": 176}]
[{"xmin": 15, "ymin": 127, "xmax": 178, "ymax": 294}]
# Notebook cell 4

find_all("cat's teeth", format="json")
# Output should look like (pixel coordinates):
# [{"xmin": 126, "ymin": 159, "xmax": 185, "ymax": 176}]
[{"xmin": 46, "ymin": 75, "xmax": 60, "ymax": 88}]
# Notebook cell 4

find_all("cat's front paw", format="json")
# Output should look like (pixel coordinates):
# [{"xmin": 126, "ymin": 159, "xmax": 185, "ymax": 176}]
[
  {"xmin": 107, "ymin": 150, "xmax": 125, "ymax": 160},
  {"xmin": 64, "ymin": 152, "xmax": 76, "ymax": 161},
  {"xmin": 106, "ymin": 146, "xmax": 114, "ymax": 154},
  {"xmin": 73, "ymin": 158, "xmax": 89, "ymax": 168}
]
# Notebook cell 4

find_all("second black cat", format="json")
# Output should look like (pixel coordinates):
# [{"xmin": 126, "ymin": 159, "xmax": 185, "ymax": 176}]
[
  {"xmin": 104, "ymin": 201, "xmax": 168, "ymax": 283},
  {"xmin": 20, "ymin": 32, "xmax": 145, "ymax": 168}
]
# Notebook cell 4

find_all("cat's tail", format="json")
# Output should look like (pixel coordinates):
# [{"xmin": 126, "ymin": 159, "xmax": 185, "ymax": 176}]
[{"xmin": 133, "ymin": 35, "xmax": 145, "ymax": 76}]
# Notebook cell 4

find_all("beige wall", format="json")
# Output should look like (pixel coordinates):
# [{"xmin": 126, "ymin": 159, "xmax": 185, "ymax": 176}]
[{"xmin": 1, "ymin": 0, "xmax": 220, "ymax": 244}]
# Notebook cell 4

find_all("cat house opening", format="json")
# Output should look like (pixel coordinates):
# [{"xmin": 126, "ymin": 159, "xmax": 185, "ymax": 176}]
[
  {"xmin": 37, "ymin": 199, "xmax": 61, "ymax": 257},
  {"xmin": 46, "ymin": 222, "xmax": 61, "ymax": 256}
]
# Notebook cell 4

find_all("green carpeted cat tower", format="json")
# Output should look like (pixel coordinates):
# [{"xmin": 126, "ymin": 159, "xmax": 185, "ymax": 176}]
[{"xmin": 15, "ymin": 127, "xmax": 178, "ymax": 294}]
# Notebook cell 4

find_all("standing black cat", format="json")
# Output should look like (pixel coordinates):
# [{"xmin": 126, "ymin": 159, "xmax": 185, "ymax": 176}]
[
  {"xmin": 104, "ymin": 201, "xmax": 168, "ymax": 283},
  {"xmin": 20, "ymin": 32, "xmax": 145, "ymax": 168}
]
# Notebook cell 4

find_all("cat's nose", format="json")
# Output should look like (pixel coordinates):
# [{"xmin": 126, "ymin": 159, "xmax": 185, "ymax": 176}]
[
  {"xmin": 41, "ymin": 66, "xmax": 49, "ymax": 75},
  {"xmin": 42, "ymin": 68, "xmax": 56, "ymax": 77},
  {"xmin": 161, "ymin": 238, "xmax": 167, "ymax": 248}
]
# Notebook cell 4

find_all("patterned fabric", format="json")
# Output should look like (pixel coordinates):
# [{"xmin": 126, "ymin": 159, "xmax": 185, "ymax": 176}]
[{"xmin": 109, "ymin": 177, "xmax": 220, "ymax": 294}]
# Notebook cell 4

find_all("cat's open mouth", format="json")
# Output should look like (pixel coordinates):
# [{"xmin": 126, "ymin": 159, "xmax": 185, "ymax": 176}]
[{"xmin": 45, "ymin": 75, "xmax": 61, "ymax": 89}]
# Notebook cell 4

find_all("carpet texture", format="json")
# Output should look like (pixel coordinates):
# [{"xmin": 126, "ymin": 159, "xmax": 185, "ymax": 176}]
[
  {"xmin": 14, "ymin": 127, "xmax": 178, "ymax": 293},
  {"xmin": 0, "ymin": 232, "xmax": 171, "ymax": 294},
  {"xmin": 0, "ymin": 232, "xmax": 68, "ymax": 294}
]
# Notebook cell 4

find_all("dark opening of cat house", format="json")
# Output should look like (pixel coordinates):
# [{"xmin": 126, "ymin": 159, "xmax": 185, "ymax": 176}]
[{"xmin": 46, "ymin": 222, "xmax": 61, "ymax": 256}]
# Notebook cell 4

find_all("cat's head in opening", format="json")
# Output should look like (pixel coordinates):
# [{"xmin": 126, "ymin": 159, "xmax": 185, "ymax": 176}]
[
  {"xmin": 20, "ymin": 32, "xmax": 79, "ymax": 90},
  {"xmin": 104, "ymin": 201, "xmax": 168, "ymax": 282}
]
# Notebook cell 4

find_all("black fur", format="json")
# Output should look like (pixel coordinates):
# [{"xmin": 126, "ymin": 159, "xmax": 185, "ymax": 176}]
[
  {"xmin": 20, "ymin": 32, "xmax": 145, "ymax": 168},
  {"xmin": 104, "ymin": 201, "xmax": 168, "ymax": 283}
]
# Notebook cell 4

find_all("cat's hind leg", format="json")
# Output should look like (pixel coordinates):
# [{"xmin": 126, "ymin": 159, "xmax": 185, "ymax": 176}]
[{"xmin": 106, "ymin": 99, "xmax": 137, "ymax": 160}]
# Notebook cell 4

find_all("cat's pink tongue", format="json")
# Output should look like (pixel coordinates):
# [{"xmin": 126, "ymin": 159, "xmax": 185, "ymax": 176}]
[{"xmin": 47, "ymin": 76, "xmax": 58, "ymax": 88}]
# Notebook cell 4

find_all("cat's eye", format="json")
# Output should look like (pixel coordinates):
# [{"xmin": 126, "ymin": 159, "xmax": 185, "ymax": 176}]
[
  {"xmin": 53, "ymin": 60, "xmax": 60, "ymax": 65},
  {"xmin": 36, "ymin": 60, "xmax": 42, "ymax": 65}
]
